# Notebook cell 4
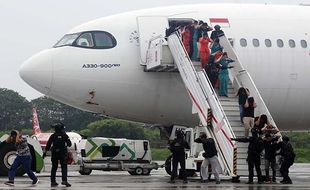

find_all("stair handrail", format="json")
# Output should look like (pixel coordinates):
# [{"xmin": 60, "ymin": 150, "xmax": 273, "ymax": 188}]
[{"xmin": 219, "ymin": 35, "xmax": 278, "ymax": 129}]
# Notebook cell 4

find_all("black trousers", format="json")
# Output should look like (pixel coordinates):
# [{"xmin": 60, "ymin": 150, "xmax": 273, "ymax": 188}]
[
  {"xmin": 171, "ymin": 154, "xmax": 186, "ymax": 181},
  {"xmin": 248, "ymin": 156, "xmax": 262, "ymax": 182},
  {"xmin": 51, "ymin": 152, "xmax": 68, "ymax": 183},
  {"xmin": 280, "ymin": 159, "xmax": 293, "ymax": 182}
]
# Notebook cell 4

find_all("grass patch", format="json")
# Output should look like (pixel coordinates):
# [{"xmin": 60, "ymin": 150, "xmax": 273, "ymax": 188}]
[{"xmin": 151, "ymin": 148, "xmax": 171, "ymax": 161}]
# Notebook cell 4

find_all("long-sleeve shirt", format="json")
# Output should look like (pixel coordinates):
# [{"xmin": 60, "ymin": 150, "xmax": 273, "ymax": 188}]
[
  {"xmin": 169, "ymin": 138, "xmax": 190, "ymax": 156},
  {"xmin": 194, "ymin": 137, "xmax": 217, "ymax": 158}
]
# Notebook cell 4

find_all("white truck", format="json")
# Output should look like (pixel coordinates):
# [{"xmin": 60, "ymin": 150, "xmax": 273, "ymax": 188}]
[{"xmin": 78, "ymin": 137, "xmax": 160, "ymax": 175}]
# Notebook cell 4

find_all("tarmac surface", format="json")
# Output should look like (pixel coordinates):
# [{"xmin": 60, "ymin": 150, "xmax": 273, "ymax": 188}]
[{"xmin": 0, "ymin": 163, "xmax": 310, "ymax": 189}]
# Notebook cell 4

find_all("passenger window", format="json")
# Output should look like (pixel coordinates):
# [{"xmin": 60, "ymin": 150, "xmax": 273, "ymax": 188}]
[
  {"xmin": 240, "ymin": 38, "xmax": 247, "ymax": 47},
  {"xmin": 289, "ymin": 40, "xmax": 295, "ymax": 48},
  {"xmin": 76, "ymin": 33, "xmax": 94, "ymax": 47},
  {"xmin": 277, "ymin": 39, "xmax": 284, "ymax": 48},
  {"xmin": 93, "ymin": 31, "xmax": 117, "ymax": 49},
  {"xmin": 265, "ymin": 39, "xmax": 272, "ymax": 47},
  {"xmin": 253, "ymin": 39, "xmax": 259, "ymax": 47},
  {"xmin": 301, "ymin": 40, "xmax": 307, "ymax": 48}
]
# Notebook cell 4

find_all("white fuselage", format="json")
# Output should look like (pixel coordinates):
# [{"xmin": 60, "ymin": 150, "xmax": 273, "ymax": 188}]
[{"xmin": 20, "ymin": 4, "xmax": 310, "ymax": 131}]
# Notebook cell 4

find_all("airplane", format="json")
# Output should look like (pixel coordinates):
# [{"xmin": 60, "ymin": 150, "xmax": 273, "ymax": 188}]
[
  {"xmin": 31, "ymin": 107, "xmax": 82, "ymax": 153},
  {"xmin": 19, "ymin": 4, "xmax": 310, "ymax": 131}
]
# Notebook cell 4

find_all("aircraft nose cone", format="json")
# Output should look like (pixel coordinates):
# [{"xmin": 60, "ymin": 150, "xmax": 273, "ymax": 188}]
[{"xmin": 19, "ymin": 49, "xmax": 53, "ymax": 95}]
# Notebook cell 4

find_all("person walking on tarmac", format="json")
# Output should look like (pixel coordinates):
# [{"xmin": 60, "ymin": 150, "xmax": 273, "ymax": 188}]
[
  {"xmin": 4, "ymin": 130, "xmax": 39, "ymax": 186},
  {"xmin": 194, "ymin": 132, "xmax": 222, "ymax": 184},
  {"xmin": 278, "ymin": 136, "xmax": 295, "ymax": 184},
  {"xmin": 168, "ymin": 129, "xmax": 190, "ymax": 184},
  {"xmin": 43, "ymin": 122, "xmax": 72, "ymax": 187},
  {"xmin": 231, "ymin": 127, "xmax": 264, "ymax": 184}
]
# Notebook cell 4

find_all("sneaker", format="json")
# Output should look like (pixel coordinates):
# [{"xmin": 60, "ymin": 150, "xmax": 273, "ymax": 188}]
[
  {"xmin": 51, "ymin": 182, "xmax": 58, "ymax": 187},
  {"xmin": 216, "ymin": 181, "xmax": 221, "ymax": 184},
  {"xmin": 201, "ymin": 179, "xmax": 209, "ymax": 183},
  {"xmin": 4, "ymin": 181, "xmax": 14, "ymax": 186},
  {"xmin": 246, "ymin": 181, "xmax": 254, "ymax": 184},
  {"xmin": 258, "ymin": 181, "xmax": 263, "ymax": 184},
  {"xmin": 62, "ymin": 181, "xmax": 72, "ymax": 187},
  {"xmin": 183, "ymin": 180, "xmax": 188, "ymax": 184},
  {"xmin": 32, "ymin": 179, "xmax": 39, "ymax": 185}
]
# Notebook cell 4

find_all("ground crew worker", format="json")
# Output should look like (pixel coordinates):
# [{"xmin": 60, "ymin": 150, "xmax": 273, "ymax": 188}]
[
  {"xmin": 44, "ymin": 122, "xmax": 72, "ymax": 187},
  {"xmin": 195, "ymin": 132, "xmax": 222, "ymax": 184},
  {"xmin": 4, "ymin": 130, "xmax": 39, "ymax": 186},
  {"xmin": 168, "ymin": 129, "xmax": 190, "ymax": 184},
  {"xmin": 279, "ymin": 136, "xmax": 295, "ymax": 184},
  {"xmin": 231, "ymin": 127, "xmax": 264, "ymax": 184}
]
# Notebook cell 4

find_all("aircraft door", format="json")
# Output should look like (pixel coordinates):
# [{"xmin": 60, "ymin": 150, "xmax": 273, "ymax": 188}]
[{"xmin": 137, "ymin": 16, "xmax": 169, "ymax": 65}]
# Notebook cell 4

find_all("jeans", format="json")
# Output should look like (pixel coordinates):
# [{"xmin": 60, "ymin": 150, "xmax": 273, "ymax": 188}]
[
  {"xmin": 239, "ymin": 105, "xmax": 244, "ymax": 123},
  {"xmin": 8, "ymin": 155, "xmax": 37, "ymax": 182}
]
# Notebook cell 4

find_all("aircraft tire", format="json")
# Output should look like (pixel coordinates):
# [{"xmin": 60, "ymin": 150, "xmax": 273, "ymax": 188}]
[{"xmin": 0, "ymin": 143, "xmax": 25, "ymax": 176}]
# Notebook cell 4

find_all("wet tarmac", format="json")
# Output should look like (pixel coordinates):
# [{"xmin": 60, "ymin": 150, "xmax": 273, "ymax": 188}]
[{"xmin": 0, "ymin": 163, "xmax": 310, "ymax": 189}]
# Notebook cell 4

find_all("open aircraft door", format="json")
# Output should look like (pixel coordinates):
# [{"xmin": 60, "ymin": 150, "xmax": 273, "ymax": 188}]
[{"xmin": 137, "ymin": 16, "xmax": 169, "ymax": 65}]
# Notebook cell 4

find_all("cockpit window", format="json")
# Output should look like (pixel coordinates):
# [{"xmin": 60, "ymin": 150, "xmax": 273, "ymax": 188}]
[
  {"xmin": 54, "ymin": 33, "xmax": 80, "ymax": 47},
  {"xmin": 76, "ymin": 33, "xmax": 94, "ymax": 47},
  {"xmin": 93, "ymin": 31, "xmax": 116, "ymax": 48},
  {"xmin": 54, "ymin": 31, "xmax": 117, "ymax": 49}
]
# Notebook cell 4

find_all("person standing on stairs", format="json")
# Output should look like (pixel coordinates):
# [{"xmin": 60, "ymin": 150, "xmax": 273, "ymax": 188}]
[
  {"xmin": 192, "ymin": 20, "xmax": 200, "ymax": 61},
  {"xmin": 231, "ymin": 127, "xmax": 264, "ymax": 184},
  {"xmin": 182, "ymin": 26, "xmax": 192, "ymax": 56},
  {"xmin": 199, "ymin": 33, "xmax": 212, "ymax": 69},
  {"xmin": 194, "ymin": 133, "xmax": 222, "ymax": 184},
  {"xmin": 235, "ymin": 87, "xmax": 250, "ymax": 124},
  {"xmin": 205, "ymin": 55, "xmax": 219, "ymax": 88},
  {"xmin": 243, "ymin": 97, "xmax": 257, "ymax": 137},
  {"xmin": 218, "ymin": 52, "xmax": 234, "ymax": 97}
]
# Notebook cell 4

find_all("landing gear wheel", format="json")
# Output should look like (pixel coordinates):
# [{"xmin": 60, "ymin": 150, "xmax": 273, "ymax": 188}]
[
  {"xmin": 142, "ymin": 168, "xmax": 151, "ymax": 175},
  {"xmin": 135, "ymin": 167, "xmax": 143, "ymax": 175},
  {"xmin": 79, "ymin": 168, "xmax": 92, "ymax": 175},
  {"xmin": 0, "ymin": 143, "xmax": 25, "ymax": 176},
  {"xmin": 164, "ymin": 155, "xmax": 173, "ymax": 176}
]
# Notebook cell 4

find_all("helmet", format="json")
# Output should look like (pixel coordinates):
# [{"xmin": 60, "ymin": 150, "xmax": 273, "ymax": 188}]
[
  {"xmin": 175, "ymin": 129, "xmax": 184, "ymax": 138},
  {"xmin": 214, "ymin": 25, "xmax": 221, "ymax": 30},
  {"xmin": 51, "ymin": 122, "xmax": 65, "ymax": 132}
]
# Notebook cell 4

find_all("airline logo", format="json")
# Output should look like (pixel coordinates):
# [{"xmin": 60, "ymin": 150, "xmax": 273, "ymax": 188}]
[
  {"xmin": 32, "ymin": 107, "xmax": 41, "ymax": 135},
  {"xmin": 209, "ymin": 18, "xmax": 230, "ymax": 28}
]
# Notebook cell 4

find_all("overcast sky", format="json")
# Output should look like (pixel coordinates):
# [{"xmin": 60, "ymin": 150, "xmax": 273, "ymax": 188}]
[{"xmin": 1, "ymin": 0, "xmax": 309, "ymax": 100}]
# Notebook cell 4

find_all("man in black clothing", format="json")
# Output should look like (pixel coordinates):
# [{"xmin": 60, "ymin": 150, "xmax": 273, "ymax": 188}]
[
  {"xmin": 44, "ymin": 122, "xmax": 72, "ymax": 187},
  {"xmin": 279, "ymin": 136, "xmax": 295, "ymax": 184},
  {"xmin": 195, "ymin": 133, "xmax": 221, "ymax": 184},
  {"xmin": 231, "ymin": 128, "xmax": 264, "ymax": 184},
  {"xmin": 169, "ymin": 129, "xmax": 190, "ymax": 183},
  {"xmin": 210, "ymin": 25, "xmax": 224, "ymax": 40},
  {"xmin": 263, "ymin": 134, "xmax": 279, "ymax": 182}
]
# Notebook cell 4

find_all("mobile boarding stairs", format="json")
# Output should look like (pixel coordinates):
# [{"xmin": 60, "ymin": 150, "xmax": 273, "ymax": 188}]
[{"xmin": 142, "ymin": 31, "xmax": 279, "ymax": 178}]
